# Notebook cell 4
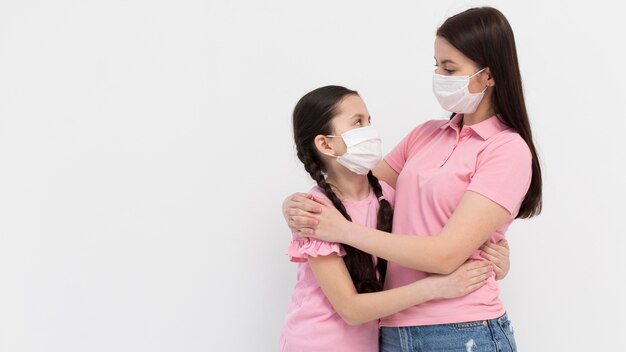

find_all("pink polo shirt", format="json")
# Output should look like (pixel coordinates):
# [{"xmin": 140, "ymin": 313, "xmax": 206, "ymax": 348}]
[
  {"xmin": 381, "ymin": 114, "xmax": 532, "ymax": 327},
  {"xmin": 279, "ymin": 182, "xmax": 395, "ymax": 352}
]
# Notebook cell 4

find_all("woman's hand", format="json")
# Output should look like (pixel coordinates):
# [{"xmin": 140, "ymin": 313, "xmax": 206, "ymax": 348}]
[
  {"xmin": 304, "ymin": 196, "xmax": 353, "ymax": 242},
  {"xmin": 426, "ymin": 260, "xmax": 494, "ymax": 299},
  {"xmin": 282, "ymin": 193, "xmax": 321, "ymax": 232},
  {"xmin": 479, "ymin": 239, "xmax": 510, "ymax": 280},
  {"xmin": 282, "ymin": 193, "xmax": 352, "ymax": 243}
]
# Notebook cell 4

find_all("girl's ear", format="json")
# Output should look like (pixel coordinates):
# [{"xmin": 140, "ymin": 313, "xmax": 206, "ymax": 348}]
[
  {"xmin": 484, "ymin": 67, "xmax": 495, "ymax": 87},
  {"xmin": 314, "ymin": 134, "xmax": 334, "ymax": 156}
]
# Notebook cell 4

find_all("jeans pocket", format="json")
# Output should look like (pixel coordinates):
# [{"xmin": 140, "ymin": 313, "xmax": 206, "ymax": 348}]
[{"xmin": 497, "ymin": 314, "xmax": 517, "ymax": 352}]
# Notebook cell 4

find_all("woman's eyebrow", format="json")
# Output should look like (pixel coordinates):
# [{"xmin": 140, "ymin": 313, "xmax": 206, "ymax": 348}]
[
  {"xmin": 350, "ymin": 113, "xmax": 368, "ymax": 120},
  {"xmin": 434, "ymin": 57, "xmax": 458, "ymax": 65}
]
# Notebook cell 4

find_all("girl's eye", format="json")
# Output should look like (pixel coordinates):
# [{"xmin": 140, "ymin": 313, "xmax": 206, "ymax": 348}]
[{"xmin": 355, "ymin": 120, "xmax": 362, "ymax": 126}]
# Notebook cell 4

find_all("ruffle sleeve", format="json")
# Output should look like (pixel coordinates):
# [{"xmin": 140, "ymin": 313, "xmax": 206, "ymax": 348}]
[{"xmin": 286, "ymin": 238, "xmax": 346, "ymax": 263}]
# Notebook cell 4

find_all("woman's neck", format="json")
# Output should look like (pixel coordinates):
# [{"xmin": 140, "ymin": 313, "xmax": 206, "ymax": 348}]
[
  {"xmin": 462, "ymin": 94, "xmax": 496, "ymax": 126},
  {"xmin": 325, "ymin": 168, "xmax": 370, "ymax": 201}
]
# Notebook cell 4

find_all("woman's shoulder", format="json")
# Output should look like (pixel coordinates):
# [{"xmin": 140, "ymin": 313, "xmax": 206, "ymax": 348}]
[
  {"xmin": 394, "ymin": 118, "xmax": 449, "ymax": 152},
  {"xmin": 487, "ymin": 130, "xmax": 531, "ymax": 155},
  {"xmin": 408, "ymin": 118, "xmax": 449, "ymax": 136},
  {"xmin": 479, "ymin": 130, "xmax": 532, "ymax": 166},
  {"xmin": 423, "ymin": 118, "xmax": 451, "ymax": 128}
]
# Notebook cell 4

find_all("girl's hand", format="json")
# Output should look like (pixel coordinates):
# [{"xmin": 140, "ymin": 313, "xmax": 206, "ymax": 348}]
[
  {"xmin": 427, "ymin": 260, "xmax": 493, "ymax": 299},
  {"xmin": 479, "ymin": 239, "xmax": 510, "ymax": 280}
]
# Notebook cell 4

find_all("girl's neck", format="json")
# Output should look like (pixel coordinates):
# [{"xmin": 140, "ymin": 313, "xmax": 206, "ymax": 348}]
[{"xmin": 325, "ymin": 168, "xmax": 370, "ymax": 201}]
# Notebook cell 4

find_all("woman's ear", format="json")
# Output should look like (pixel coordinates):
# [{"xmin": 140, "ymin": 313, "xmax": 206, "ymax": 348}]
[{"xmin": 314, "ymin": 135, "xmax": 334, "ymax": 156}]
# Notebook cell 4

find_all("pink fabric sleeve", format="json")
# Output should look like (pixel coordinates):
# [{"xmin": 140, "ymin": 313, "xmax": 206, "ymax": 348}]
[
  {"xmin": 285, "ymin": 186, "xmax": 346, "ymax": 263},
  {"xmin": 384, "ymin": 120, "xmax": 445, "ymax": 174},
  {"xmin": 466, "ymin": 135, "xmax": 533, "ymax": 215},
  {"xmin": 384, "ymin": 127, "xmax": 416, "ymax": 174},
  {"xmin": 286, "ymin": 238, "xmax": 346, "ymax": 263}
]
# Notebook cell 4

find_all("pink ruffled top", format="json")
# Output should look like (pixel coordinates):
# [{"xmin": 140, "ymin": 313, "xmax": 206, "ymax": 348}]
[
  {"xmin": 286, "ymin": 237, "xmax": 347, "ymax": 263},
  {"xmin": 279, "ymin": 183, "xmax": 395, "ymax": 352}
]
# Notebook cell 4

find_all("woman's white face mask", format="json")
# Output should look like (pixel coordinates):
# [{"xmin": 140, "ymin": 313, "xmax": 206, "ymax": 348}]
[
  {"xmin": 432, "ymin": 67, "xmax": 488, "ymax": 114},
  {"xmin": 324, "ymin": 125, "xmax": 382, "ymax": 175}
]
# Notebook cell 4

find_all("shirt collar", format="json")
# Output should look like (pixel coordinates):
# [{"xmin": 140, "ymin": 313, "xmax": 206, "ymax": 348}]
[
  {"xmin": 440, "ymin": 114, "xmax": 510, "ymax": 140},
  {"xmin": 440, "ymin": 114, "xmax": 464, "ymax": 132}
]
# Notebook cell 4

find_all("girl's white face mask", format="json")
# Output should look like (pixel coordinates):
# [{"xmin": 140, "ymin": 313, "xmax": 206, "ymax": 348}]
[
  {"xmin": 432, "ymin": 67, "xmax": 488, "ymax": 114},
  {"xmin": 324, "ymin": 125, "xmax": 382, "ymax": 175}
]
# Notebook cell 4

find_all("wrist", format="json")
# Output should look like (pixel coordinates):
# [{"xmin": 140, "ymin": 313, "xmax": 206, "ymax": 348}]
[
  {"xmin": 340, "ymin": 221, "xmax": 357, "ymax": 245},
  {"xmin": 419, "ymin": 276, "xmax": 442, "ymax": 301}
]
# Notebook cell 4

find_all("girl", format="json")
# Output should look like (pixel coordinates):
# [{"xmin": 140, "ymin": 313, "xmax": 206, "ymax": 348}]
[
  {"xmin": 279, "ymin": 85, "xmax": 508, "ymax": 351},
  {"xmin": 285, "ymin": 7, "xmax": 540, "ymax": 352}
]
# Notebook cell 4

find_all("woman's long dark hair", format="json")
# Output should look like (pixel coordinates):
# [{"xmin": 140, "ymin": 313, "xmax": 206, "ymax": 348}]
[
  {"xmin": 437, "ymin": 7, "xmax": 542, "ymax": 218},
  {"xmin": 292, "ymin": 85, "xmax": 392, "ymax": 293}
]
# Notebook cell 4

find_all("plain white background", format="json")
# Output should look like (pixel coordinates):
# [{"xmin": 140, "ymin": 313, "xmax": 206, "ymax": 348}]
[{"xmin": 1, "ymin": 1, "xmax": 625, "ymax": 351}]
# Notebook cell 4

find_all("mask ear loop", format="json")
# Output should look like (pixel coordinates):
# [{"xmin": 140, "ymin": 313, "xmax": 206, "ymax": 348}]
[
  {"xmin": 471, "ymin": 67, "xmax": 490, "ymax": 93},
  {"xmin": 470, "ymin": 66, "xmax": 488, "ymax": 78},
  {"xmin": 322, "ymin": 135, "xmax": 339, "ymax": 158}
]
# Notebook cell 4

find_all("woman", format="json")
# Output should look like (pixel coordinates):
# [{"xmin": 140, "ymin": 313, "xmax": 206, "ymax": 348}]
[{"xmin": 284, "ymin": 7, "xmax": 541, "ymax": 351}]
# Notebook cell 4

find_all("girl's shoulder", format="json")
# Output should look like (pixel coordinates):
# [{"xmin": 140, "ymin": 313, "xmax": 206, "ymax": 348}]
[
  {"xmin": 307, "ymin": 185, "xmax": 328, "ymax": 200},
  {"xmin": 309, "ymin": 183, "xmax": 395, "ymax": 207},
  {"xmin": 378, "ymin": 180, "xmax": 396, "ymax": 206}
]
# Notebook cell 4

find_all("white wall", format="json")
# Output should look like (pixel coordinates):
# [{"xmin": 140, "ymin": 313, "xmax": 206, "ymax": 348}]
[{"xmin": 1, "ymin": 1, "xmax": 624, "ymax": 351}]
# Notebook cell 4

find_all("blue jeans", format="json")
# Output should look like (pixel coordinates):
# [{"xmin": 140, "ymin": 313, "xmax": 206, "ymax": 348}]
[{"xmin": 380, "ymin": 313, "xmax": 517, "ymax": 352}]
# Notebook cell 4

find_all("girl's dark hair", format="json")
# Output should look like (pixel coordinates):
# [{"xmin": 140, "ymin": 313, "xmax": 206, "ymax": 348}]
[
  {"xmin": 292, "ymin": 85, "xmax": 392, "ymax": 293},
  {"xmin": 437, "ymin": 7, "xmax": 542, "ymax": 218}
]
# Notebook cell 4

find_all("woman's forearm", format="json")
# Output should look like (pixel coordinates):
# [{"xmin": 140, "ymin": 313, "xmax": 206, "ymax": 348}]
[
  {"xmin": 336, "ymin": 192, "xmax": 511, "ymax": 274},
  {"xmin": 341, "ymin": 222, "xmax": 457, "ymax": 274}
]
